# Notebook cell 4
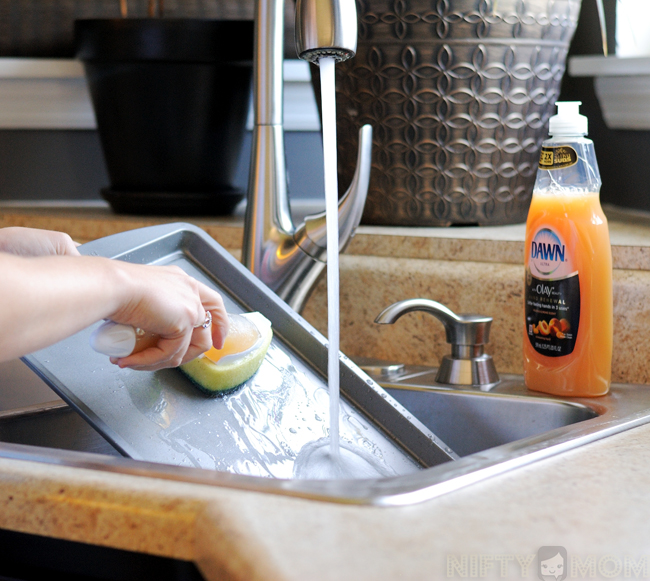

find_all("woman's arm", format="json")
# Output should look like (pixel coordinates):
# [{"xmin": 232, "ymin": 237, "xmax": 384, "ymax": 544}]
[{"xmin": 0, "ymin": 252, "xmax": 228, "ymax": 370}]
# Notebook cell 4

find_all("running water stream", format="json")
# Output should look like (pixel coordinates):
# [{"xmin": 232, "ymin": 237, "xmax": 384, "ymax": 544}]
[
  {"xmin": 292, "ymin": 57, "xmax": 387, "ymax": 479},
  {"xmin": 321, "ymin": 57, "xmax": 341, "ymax": 461}
]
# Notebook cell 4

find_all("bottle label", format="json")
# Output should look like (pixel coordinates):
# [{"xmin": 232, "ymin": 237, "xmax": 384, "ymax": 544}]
[
  {"xmin": 525, "ymin": 227, "xmax": 580, "ymax": 357},
  {"xmin": 539, "ymin": 145, "xmax": 578, "ymax": 170}
]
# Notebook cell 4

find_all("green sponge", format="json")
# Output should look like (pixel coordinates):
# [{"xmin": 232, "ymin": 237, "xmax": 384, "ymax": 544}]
[{"xmin": 179, "ymin": 313, "xmax": 273, "ymax": 397}]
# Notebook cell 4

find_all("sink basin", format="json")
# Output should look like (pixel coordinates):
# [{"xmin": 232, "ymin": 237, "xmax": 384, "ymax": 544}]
[
  {"xmin": 1, "ymin": 357, "xmax": 649, "ymax": 506},
  {"xmin": 0, "ymin": 401, "xmax": 122, "ymax": 457},
  {"xmin": 385, "ymin": 381, "xmax": 597, "ymax": 457},
  {"xmin": 0, "ymin": 359, "xmax": 121, "ymax": 456}
]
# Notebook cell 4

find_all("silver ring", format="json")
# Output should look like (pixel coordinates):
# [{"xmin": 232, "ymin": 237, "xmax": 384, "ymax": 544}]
[{"xmin": 195, "ymin": 310, "xmax": 212, "ymax": 329}]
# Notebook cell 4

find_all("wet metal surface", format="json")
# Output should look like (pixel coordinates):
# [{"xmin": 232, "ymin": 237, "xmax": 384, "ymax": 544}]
[{"xmin": 19, "ymin": 224, "xmax": 455, "ymax": 478}]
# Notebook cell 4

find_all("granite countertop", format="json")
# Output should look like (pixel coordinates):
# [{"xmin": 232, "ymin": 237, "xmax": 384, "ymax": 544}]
[
  {"xmin": 2, "ymin": 201, "xmax": 650, "ymax": 267},
  {"xmin": 1, "ymin": 201, "xmax": 650, "ymax": 580}
]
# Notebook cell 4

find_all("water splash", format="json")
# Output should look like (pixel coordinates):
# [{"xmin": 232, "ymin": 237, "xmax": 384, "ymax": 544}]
[{"xmin": 293, "ymin": 438, "xmax": 394, "ymax": 480}]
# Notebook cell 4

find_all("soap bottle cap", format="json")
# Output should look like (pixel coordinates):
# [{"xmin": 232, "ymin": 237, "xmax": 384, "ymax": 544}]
[{"xmin": 548, "ymin": 101, "xmax": 588, "ymax": 136}]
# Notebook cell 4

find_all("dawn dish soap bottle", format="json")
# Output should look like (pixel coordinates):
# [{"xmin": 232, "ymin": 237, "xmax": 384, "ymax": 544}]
[{"xmin": 523, "ymin": 101, "xmax": 612, "ymax": 397}]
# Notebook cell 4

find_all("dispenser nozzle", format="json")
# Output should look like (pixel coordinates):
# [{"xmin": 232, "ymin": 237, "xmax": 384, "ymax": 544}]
[{"xmin": 549, "ymin": 101, "xmax": 588, "ymax": 136}]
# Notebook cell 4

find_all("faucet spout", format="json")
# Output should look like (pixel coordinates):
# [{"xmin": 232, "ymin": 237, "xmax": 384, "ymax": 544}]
[
  {"xmin": 295, "ymin": 0, "xmax": 358, "ymax": 63},
  {"xmin": 242, "ymin": 0, "xmax": 372, "ymax": 313}
]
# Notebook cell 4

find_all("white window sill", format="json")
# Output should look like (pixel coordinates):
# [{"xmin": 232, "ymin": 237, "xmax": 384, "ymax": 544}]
[
  {"xmin": 569, "ymin": 55, "xmax": 650, "ymax": 130},
  {"xmin": 0, "ymin": 58, "xmax": 320, "ymax": 132}
]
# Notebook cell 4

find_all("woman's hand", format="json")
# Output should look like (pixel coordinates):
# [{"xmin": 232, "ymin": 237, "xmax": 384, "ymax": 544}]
[
  {"xmin": 0, "ymin": 227, "xmax": 80, "ymax": 257},
  {"xmin": 0, "ymin": 250, "xmax": 228, "ymax": 371},
  {"xmin": 106, "ymin": 262, "xmax": 229, "ymax": 371}
]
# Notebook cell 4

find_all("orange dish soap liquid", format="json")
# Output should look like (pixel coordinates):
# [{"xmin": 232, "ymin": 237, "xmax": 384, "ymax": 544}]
[{"xmin": 523, "ymin": 101, "xmax": 612, "ymax": 397}]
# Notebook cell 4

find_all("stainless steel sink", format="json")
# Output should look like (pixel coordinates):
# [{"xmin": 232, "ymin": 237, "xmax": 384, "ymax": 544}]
[
  {"xmin": 381, "ymin": 372, "xmax": 598, "ymax": 457},
  {"xmin": 0, "ymin": 401, "xmax": 121, "ymax": 457},
  {"xmin": 0, "ymin": 359, "xmax": 121, "ymax": 456},
  {"xmin": 2, "ymin": 357, "xmax": 650, "ymax": 506},
  {"xmin": 1, "ymin": 225, "xmax": 645, "ymax": 506}
]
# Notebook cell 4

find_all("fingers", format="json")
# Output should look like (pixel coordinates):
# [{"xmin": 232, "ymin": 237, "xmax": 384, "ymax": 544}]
[
  {"xmin": 115, "ymin": 326, "xmax": 212, "ymax": 371},
  {"xmin": 115, "ymin": 286, "xmax": 227, "ymax": 372},
  {"xmin": 0, "ymin": 227, "xmax": 81, "ymax": 257},
  {"xmin": 47, "ymin": 230, "xmax": 80, "ymax": 256},
  {"xmin": 107, "ymin": 261, "xmax": 231, "ymax": 371},
  {"xmin": 200, "ymin": 288, "xmax": 229, "ymax": 350},
  {"xmin": 115, "ymin": 324, "xmax": 213, "ymax": 370},
  {"xmin": 181, "ymin": 324, "xmax": 214, "ymax": 364},
  {"xmin": 57, "ymin": 233, "xmax": 82, "ymax": 256}
]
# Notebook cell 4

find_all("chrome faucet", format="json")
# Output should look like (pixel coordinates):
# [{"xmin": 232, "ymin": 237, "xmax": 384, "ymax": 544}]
[{"xmin": 242, "ymin": 0, "xmax": 373, "ymax": 313}]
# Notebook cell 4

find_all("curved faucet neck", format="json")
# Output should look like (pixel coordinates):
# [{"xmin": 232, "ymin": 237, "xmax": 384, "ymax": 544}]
[{"xmin": 243, "ymin": 0, "xmax": 371, "ymax": 313}]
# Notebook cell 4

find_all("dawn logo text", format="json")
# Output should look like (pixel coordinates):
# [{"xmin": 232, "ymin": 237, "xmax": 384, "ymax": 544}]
[
  {"xmin": 530, "ymin": 228, "xmax": 567, "ymax": 277},
  {"xmin": 531, "ymin": 241, "xmax": 565, "ymax": 263}
]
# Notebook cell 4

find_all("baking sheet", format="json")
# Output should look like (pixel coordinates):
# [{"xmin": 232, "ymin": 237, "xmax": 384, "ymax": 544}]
[{"xmin": 22, "ymin": 223, "xmax": 456, "ymax": 478}]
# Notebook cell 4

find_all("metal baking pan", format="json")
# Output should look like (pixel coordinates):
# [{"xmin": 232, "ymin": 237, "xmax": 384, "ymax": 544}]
[{"xmin": 21, "ymin": 223, "xmax": 455, "ymax": 478}]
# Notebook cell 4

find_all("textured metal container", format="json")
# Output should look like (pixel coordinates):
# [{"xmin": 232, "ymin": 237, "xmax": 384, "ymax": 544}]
[{"xmin": 335, "ymin": 0, "xmax": 581, "ymax": 226}]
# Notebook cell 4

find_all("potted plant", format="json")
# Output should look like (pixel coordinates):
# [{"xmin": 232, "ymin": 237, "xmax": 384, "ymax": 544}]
[{"xmin": 75, "ymin": 0, "xmax": 254, "ymax": 215}]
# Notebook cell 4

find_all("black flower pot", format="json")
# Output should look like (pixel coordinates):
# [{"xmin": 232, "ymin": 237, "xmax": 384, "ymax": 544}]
[{"xmin": 75, "ymin": 18, "xmax": 254, "ymax": 215}]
